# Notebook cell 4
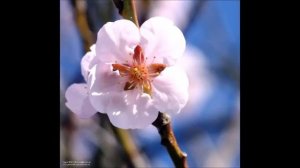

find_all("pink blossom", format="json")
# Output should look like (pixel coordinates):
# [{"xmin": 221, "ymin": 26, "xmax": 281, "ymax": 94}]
[{"xmin": 65, "ymin": 17, "xmax": 189, "ymax": 129}]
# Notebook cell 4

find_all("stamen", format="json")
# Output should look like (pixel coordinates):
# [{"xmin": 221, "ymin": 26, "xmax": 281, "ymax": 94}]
[{"xmin": 113, "ymin": 45, "xmax": 166, "ymax": 96}]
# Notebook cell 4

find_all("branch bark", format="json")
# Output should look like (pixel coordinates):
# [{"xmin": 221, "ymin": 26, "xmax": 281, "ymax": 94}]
[{"xmin": 152, "ymin": 112, "xmax": 188, "ymax": 168}]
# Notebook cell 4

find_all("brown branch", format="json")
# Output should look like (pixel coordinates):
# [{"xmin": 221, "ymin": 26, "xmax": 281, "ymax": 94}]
[
  {"xmin": 74, "ymin": 0, "xmax": 94, "ymax": 51},
  {"xmin": 111, "ymin": 126, "xmax": 148, "ymax": 168},
  {"xmin": 112, "ymin": 0, "xmax": 139, "ymax": 27},
  {"xmin": 152, "ymin": 112, "xmax": 188, "ymax": 168},
  {"xmin": 97, "ymin": 113, "xmax": 147, "ymax": 168}
]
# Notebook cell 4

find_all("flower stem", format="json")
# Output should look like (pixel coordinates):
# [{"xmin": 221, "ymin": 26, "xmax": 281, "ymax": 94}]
[
  {"xmin": 112, "ymin": 0, "xmax": 139, "ymax": 27},
  {"xmin": 152, "ymin": 112, "xmax": 188, "ymax": 168}
]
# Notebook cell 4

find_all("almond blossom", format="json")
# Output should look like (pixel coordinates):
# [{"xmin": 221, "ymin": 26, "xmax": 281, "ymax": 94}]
[{"xmin": 65, "ymin": 17, "xmax": 189, "ymax": 129}]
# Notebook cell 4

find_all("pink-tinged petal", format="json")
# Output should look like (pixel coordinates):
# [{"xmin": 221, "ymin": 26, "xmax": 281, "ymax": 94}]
[
  {"xmin": 89, "ymin": 63, "xmax": 159, "ymax": 128},
  {"xmin": 88, "ymin": 63, "xmax": 124, "ymax": 113},
  {"xmin": 81, "ymin": 44, "xmax": 96, "ymax": 81},
  {"xmin": 96, "ymin": 20, "xmax": 140, "ymax": 63},
  {"xmin": 106, "ymin": 90, "xmax": 159, "ymax": 129},
  {"xmin": 152, "ymin": 65, "xmax": 189, "ymax": 116},
  {"xmin": 140, "ymin": 17, "xmax": 186, "ymax": 65},
  {"xmin": 65, "ymin": 83, "xmax": 97, "ymax": 118}
]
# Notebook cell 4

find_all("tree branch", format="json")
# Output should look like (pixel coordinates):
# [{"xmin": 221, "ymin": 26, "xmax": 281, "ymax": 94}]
[
  {"xmin": 111, "ymin": 126, "xmax": 147, "ymax": 168},
  {"xmin": 152, "ymin": 112, "xmax": 188, "ymax": 168},
  {"xmin": 112, "ymin": 0, "xmax": 139, "ymax": 27},
  {"xmin": 97, "ymin": 113, "xmax": 147, "ymax": 168}
]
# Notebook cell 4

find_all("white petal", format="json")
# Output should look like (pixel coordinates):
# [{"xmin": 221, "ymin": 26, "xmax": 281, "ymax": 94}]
[
  {"xmin": 88, "ymin": 62, "xmax": 159, "ymax": 129},
  {"xmin": 81, "ymin": 44, "xmax": 96, "ymax": 82},
  {"xmin": 65, "ymin": 83, "xmax": 97, "ymax": 118},
  {"xmin": 152, "ymin": 65, "xmax": 189, "ymax": 116},
  {"xmin": 140, "ymin": 17, "xmax": 186, "ymax": 65},
  {"xmin": 106, "ymin": 90, "xmax": 159, "ymax": 129},
  {"xmin": 88, "ymin": 63, "xmax": 124, "ymax": 113},
  {"xmin": 96, "ymin": 20, "xmax": 140, "ymax": 63}
]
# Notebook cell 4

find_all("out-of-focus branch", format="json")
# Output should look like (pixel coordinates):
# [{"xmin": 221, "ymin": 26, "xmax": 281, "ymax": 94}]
[
  {"xmin": 111, "ymin": 126, "xmax": 148, "ymax": 168},
  {"xmin": 74, "ymin": 0, "xmax": 94, "ymax": 51},
  {"xmin": 97, "ymin": 113, "xmax": 147, "ymax": 168},
  {"xmin": 152, "ymin": 112, "xmax": 188, "ymax": 168},
  {"xmin": 112, "ymin": 0, "xmax": 139, "ymax": 27}
]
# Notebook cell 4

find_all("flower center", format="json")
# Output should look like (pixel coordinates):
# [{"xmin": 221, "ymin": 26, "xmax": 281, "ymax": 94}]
[
  {"xmin": 130, "ymin": 65, "xmax": 148, "ymax": 81},
  {"xmin": 112, "ymin": 45, "xmax": 166, "ymax": 96}
]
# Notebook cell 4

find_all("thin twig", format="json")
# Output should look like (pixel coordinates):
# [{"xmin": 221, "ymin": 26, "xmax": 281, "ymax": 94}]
[
  {"xmin": 98, "ymin": 113, "xmax": 147, "ymax": 168},
  {"xmin": 111, "ymin": 126, "xmax": 148, "ymax": 168},
  {"xmin": 112, "ymin": 0, "xmax": 139, "ymax": 27},
  {"xmin": 74, "ymin": 0, "xmax": 94, "ymax": 51},
  {"xmin": 152, "ymin": 112, "xmax": 188, "ymax": 168}
]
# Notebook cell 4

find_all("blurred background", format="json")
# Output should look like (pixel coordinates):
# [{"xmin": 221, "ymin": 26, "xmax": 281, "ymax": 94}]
[{"xmin": 60, "ymin": 0, "xmax": 240, "ymax": 167}]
